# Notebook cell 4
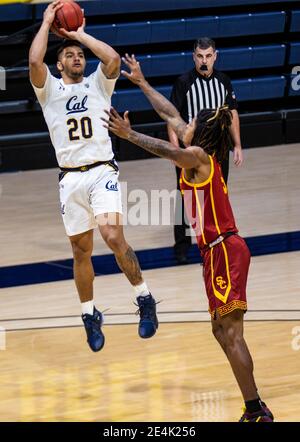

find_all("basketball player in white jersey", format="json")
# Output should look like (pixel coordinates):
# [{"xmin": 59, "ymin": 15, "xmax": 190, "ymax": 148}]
[{"xmin": 29, "ymin": 1, "xmax": 158, "ymax": 352}]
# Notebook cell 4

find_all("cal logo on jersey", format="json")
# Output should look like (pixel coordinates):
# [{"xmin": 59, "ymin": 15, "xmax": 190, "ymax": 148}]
[
  {"xmin": 66, "ymin": 95, "xmax": 88, "ymax": 115},
  {"xmin": 105, "ymin": 180, "xmax": 118, "ymax": 191}
]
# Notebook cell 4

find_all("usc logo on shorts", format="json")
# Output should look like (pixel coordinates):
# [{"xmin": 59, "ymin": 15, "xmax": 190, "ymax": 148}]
[{"xmin": 216, "ymin": 276, "xmax": 227, "ymax": 289}]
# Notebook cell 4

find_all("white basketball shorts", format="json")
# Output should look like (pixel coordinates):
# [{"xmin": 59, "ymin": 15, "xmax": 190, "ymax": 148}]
[{"xmin": 58, "ymin": 163, "xmax": 123, "ymax": 236}]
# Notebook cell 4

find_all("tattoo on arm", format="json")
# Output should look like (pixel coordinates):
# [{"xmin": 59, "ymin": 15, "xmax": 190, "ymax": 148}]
[
  {"xmin": 141, "ymin": 82, "xmax": 187, "ymax": 139},
  {"xmin": 173, "ymin": 119, "xmax": 188, "ymax": 141},
  {"xmin": 115, "ymin": 246, "xmax": 143, "ymax": 286},
  {"xmin": 126, "ymin": 130, "xmax": 200, "ymax": 168},
  {"xmin": 128, "ymin": 131, "xmax": 178, "ymax": 160}
]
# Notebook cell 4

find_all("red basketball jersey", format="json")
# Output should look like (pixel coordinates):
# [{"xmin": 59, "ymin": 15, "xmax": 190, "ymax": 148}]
[{"xmin": 179, "ymin": 155, "xmax": 238, "ymax": 249}]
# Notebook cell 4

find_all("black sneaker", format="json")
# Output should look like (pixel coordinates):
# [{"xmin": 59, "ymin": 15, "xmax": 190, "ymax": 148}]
[
  {"xmin": 136, "ymin": 294, "xmax": 159, "ymax": 339},
  {"xmin": 82, "ymin": 307, "xmax": 105, "ymax": 352},
  {"xmin": 260, "ymin": 401, "xmax": 274, "ymax": 421},
  {"xmin": 239, "ymin": 405, "xmax": 274, "ymax": 422}
]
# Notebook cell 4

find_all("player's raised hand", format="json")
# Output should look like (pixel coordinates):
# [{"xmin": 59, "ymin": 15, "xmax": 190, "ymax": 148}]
[
  {"xmin": 43, "ymin": 1, "xmax": 63, "ymax": 26},
  {"xmin": 59, "ymin": 17, "xmax": 86, "ymax": 39},
  {"xmin": 121, "ymin": 54, "xmax": 146, "ymax": 85},
  {"xmin": 102, "ymin": 108, "xmax": 132, "ymax": 139}
]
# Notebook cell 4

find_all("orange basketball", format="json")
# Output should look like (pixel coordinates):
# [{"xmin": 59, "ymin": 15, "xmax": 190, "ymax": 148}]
[{"xmin": 51, "ymin": 1, "xmax": 84, "ymax": 38}]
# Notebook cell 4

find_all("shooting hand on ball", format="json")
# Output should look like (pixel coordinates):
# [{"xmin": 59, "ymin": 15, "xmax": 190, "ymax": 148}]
[
  {"xmin": 121, "ymin": 54, "xmax": 146, "ymax": 85},
  {"xmin": 59, "ymin": 17, "xmax": 86, "ymax": 39},
  {"xmin": 43, "ymin": 1, "xmax": 63, "ymax": 26}
]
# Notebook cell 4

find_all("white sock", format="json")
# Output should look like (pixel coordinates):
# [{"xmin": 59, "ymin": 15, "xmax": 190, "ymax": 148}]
[
  {"xmin": 134, "ymin": 282, "xmax": 150, "ymax": 297},
  {"xmin": 81, "ymin": 300, "xmax": 94, "ymax": 315}
]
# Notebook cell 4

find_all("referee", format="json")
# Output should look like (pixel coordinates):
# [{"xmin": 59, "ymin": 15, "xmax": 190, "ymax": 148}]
[{"xmin": 169, "ymin": 37, "xmax": 243, "ymax": 264}]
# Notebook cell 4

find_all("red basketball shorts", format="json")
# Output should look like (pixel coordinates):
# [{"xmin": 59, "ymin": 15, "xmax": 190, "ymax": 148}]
[{"xmin": 201, "ymin": 234, "xmax": 251, "ymax": 318}]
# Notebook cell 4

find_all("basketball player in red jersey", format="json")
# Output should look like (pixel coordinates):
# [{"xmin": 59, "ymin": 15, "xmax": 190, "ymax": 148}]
[{"xmin": 102, "ymin": 54, "xmax": 274, "ymax": 422}]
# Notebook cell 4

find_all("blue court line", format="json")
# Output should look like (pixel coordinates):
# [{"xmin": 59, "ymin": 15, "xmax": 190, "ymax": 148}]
[{"xmin": 0, "ymin": 231, "xmax": 299, "ymax": 289}]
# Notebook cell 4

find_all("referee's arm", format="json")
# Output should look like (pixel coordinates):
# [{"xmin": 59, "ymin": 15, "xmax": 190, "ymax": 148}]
[
  {"xmin": 225, "ymin": 77, "xmax": 243, "ymax": 166},
  {"xmin": 230, "ymin": 110, "xmax": 243, "ymax": 166}
]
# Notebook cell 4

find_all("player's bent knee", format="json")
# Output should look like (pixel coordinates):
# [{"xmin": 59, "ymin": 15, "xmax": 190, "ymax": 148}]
[
  {"xmin": 224, "ymin": 326, "xmax": 243, "ymax": 348},
  {"xmin": 104, "ymin": 232, "xmax": 124, "ymax": 252},
  {"xmin": 71, "ymin": 242, "xmax": 93, "ymax": 262}
]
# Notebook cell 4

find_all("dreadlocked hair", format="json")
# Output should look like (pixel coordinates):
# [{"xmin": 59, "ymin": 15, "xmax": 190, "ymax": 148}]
[{"xmin": 191, "ymin": 105, "xmax": 233, "ymax": 163}]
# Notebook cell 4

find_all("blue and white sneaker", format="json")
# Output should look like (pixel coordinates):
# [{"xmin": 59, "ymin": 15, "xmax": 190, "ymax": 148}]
[
  {"xmin": 136, "ymin": 294, "xmax": 159, "ymax": 339},
  {"xmin": 82, "ymin": 307, "xmax": 105, "ymax": 352}
]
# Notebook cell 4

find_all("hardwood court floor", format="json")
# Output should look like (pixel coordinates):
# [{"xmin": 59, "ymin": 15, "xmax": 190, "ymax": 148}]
[
  {"xmin": 0, "ymin": 321, "xmax": 299, "ymax": 422},
  {"xmin": 0, "ymin": 252, "xmax": 299, "ymax": 421},
  {"xmin": 0, "ymin": 252, "xmax": 299, "ymax": 329}
]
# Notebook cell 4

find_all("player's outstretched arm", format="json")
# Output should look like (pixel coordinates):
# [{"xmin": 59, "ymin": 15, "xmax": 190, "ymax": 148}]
[
  {"xmin": 121, "ymin": 54, "xmax": 188, "ymax": 142},
  {"xmin": 29, "ymin": 1, "xmax": 63, "ymax": 88},
  {"xmin": 102, "ymin": 108, "xmax": 200, "ymax": 169},
  {"xmin": 59, "ymin": 20, "xmax": 120, "ymax": 79}
]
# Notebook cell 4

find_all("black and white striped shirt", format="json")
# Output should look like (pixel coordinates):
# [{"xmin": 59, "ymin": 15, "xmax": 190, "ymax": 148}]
[{"xmin": 170, "ymin": 68, "xmax": 238, "ymax": 123}]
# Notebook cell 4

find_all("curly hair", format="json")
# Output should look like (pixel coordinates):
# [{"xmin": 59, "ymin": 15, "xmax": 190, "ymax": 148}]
[{"xmin": 191, "ymin": 106, "xmax": 233, "ymax": 163}]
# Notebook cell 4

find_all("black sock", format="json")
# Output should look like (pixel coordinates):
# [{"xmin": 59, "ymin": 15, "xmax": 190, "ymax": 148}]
[
  {"xmin": 245, "ymin": 398, "xmax": 262, "ymax": 413},
  {"xmin": 256, "ymin": 391, "xmax": 265, "ymax": 405}
]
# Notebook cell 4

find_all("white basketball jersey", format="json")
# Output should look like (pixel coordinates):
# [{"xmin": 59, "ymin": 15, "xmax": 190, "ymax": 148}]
[{"xmin": 32, "ymin": 63, "xmax": 117, "ymax": 167}]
